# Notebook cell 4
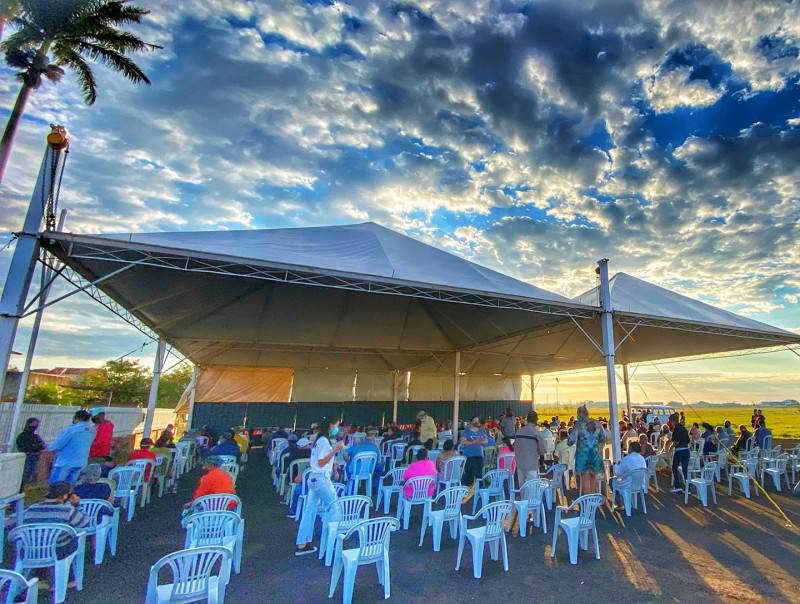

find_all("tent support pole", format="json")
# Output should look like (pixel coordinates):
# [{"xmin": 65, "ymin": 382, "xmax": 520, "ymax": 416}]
[
  {"xmin": 530, "ymin": 373, "xmax": 535, "ymax": 410},
  {"xmin": 392, "ymin": 371, "xmax": 399, "ymax": 424},
  {"xmin": 598, "ymin": 259, "xmax": 622, "ymax": 463},
  {"xmin": 452, "ymin": 351, "xmax": 461, "ymax": 435},
  {"xmin": 142, "ymin": 338, "xmax": 166, "ymax": 440},
  {"xmin": 186, "ymin": 365, "xmax": 199, "ymax": 431},
  {"xmin": 623, "ymin": 363, "xmax": 632, "ymax": 421}
]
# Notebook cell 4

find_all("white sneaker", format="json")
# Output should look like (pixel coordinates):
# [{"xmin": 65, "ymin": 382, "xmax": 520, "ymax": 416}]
[{"xmin": 670, "ymin": 487, "xmax": 682, "ymax": 493}]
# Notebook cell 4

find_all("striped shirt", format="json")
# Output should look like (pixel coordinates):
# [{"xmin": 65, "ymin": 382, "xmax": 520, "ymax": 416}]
[{"xmin": 25, "ymin": 501, "xmax": 91, "ymax": 546}]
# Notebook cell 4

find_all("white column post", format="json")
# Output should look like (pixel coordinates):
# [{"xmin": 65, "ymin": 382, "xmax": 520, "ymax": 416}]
[
  {"xmin": 530, "ymin": 373, "xmax": 535, "ymax": 410},
  {"xmin": 391, "ymin": 370, "xmax": 399, "ymax": 423},
  {"xmin": 0, "ymin": 129, "xmax": 68, "ymax": 410},
  {"xmin": 186, "ymin": 365, "xmax": 199, "ymax": 431},
  {"xmin": 452, "ymin": 351, "xmax": 461, "ymax": 435},
  {"xmin": 598, "ymin": 259, "xmax": 622, "ymax": 463},
  {"xmin": 623, "ymin": 363, "xmax": 632, "ymax": 421},
  {"xmin": 142, "ymin": 338, "xmax": 166, "ymax": 439}
]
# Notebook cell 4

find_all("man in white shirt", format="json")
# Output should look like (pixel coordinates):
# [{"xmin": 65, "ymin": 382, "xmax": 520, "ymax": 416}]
[{"xmin": 611, "ymin": 442, "xmax": 647, "ymax": 510}]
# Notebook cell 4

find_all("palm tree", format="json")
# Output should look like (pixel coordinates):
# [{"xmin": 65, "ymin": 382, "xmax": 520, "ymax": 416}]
[
  {"xmin": 0, "ymin": 0, "xmax": 161, "ymax": 183},
  {"xmin": 0, "ymin": 0, "xmax": 21, "ymax": 42}
]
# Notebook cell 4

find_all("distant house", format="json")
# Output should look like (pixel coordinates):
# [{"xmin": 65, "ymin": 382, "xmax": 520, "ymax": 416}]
[{"xmin": 2, "ymin": 367, "xmax": 100, "ymax": 402}]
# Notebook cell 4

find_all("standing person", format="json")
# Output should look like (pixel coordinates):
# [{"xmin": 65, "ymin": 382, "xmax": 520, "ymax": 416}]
[
  {"xmin": 16, "ymin": 417, "xmax": 46, "ymax": 484},
  {"xmin": 89, "ymin": 408, "xmax": 114, "ymax": 462},
  {"xmin": 668, "ymin": 412, "xmax": 690, "ymax": 493},
  {"xmin": 295, "ymin": 420, "xmax": 345, "ymax": 556},
  {"xmin": 47, "ymin": 410, "xmax": 95, "ymax": 484},
  {"xmin": 459, "ymin": 415, "xmax": 488, "ymax": 499},
  {"xmin": 500, "ymin": 407, "xmax": 517, "ymax": 439},
  {"xmin": 568, "ymin": 405, "xmax": 605, "ymax": 494},
  {"xmin": 417, "ymin": 411, "xmax": 437, "ymax": 450},
  {"xmin": 514, "ymin": 412, "xmax": 544, "ymax": 486}
]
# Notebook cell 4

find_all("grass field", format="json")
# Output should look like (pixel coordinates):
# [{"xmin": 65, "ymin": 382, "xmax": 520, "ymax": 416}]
[{"xmin": 532, "ymin": 405, "xmax": 800, "ymax": 440}]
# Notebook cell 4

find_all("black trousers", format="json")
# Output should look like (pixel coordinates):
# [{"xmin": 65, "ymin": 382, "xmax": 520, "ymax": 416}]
[
  {"xmin": 672, "ymin": 448, "xmax": 689, "ymax": 489},
  {"xmin": 462, "ymin": 456, "xmax": 483, "ymax": 487}
]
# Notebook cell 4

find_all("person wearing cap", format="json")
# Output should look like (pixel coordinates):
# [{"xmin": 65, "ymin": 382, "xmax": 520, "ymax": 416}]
[
  {"xmin": 183, "ymin": 456, "xmax": 236, "ymax": 510},
  {"xmin": 279, "ymin": 433, "xmax": 308, "ymax": 475},
  {"xmin": 128, "ymin": 438, "xmax": 158, "ymax": 481},
  {"xmin": 417, "ymin": 410, "xmax": 437, "ymax": 450},
  {"xmin": 343, "ymin": 432, "xmax": 380, "ymax": 478},
  {"xmin": 155, "ymin": 424, "xmax": 175, "ymax": 449},
  {"xmin": 211, "ymin": 432, "xmax": 242, "ymax": 463},
  {"xmin": 47, "ymin": 410, "xmax": 96, "ymax": 484},
  {"xmin": 89, "ymin": 408, "xmax": 114, "ymax": 462}
]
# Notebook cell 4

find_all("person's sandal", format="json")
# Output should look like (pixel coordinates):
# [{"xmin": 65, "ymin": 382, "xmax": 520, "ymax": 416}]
[{"xmin": 295, "ymin": 544, "xmax": 318, "ymax": 556}]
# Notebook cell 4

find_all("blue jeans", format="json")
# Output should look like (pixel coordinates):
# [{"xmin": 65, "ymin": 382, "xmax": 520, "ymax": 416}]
[
  {"xmin": 50, "ymin": 465, "xmax": 81, "ymax": 484},
  {"xmin": 296, "ymin": 473, "xmax": 338, "ymax": 546},
  {"xmin": 672, "ymin": 448, "xmax": 689, "ymax": 489}
]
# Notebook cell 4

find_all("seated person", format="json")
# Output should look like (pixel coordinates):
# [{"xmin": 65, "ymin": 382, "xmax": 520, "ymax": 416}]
[
  {"xmin": 753, "ymin": 420, "xmax": 772, "ymax": 449},
  {"xmin": 553, "ymin": 430, "xmax": 570, "ymax": 462},
  {"xmin": 701, "ymin": 423, "xmax": 717, "ymax": 456},
  {"xmin": 611, "ymin": 442, "xmax": 647, "ymax": 510},
  {"xmin": 73, "ymin": 464, "xmax": 114, "ymax": 504},
  {"xmin": 436, "ymin": 439, "xmax": 457, "ymax": 475},
  {"xmin": 402, "ymin": 448, "xmax": 437, "ymax": 499},
  {"xmin": 343, "ymin": 434, "xmax": 380, "ymax": 478},
  {"xmin": 498, "ymin": 437, "xmax": 516, "ymax": 475},
  {"xmin": 732, "ymin": 425, "xmax": 753, "ymax": 455},
  {"xmin": 282, "ymin": 435, "xmax": 312, "ymax": 476},
  {"xmin": 211, "ymin": 432, "xmax": 242, "ymax": 463},
  {"xmin": 154, "ymin": 425, "xmax": 175, "ymax": 448},
  {"xmin": 233, "ymin": 427, "xmax": 250, "ymax": 458},
  {"xmin": 183, "ymin": 456, "xmax": 235, "ymax": 511},
  {"xmin": 638, "ymin": 434, "xmax": 656, "ymax": 458},
  {"xmin": 100, "ymin": 456, "xmax": 116, "ymax": 478},
  {"xmin": 273, "ymin": 425, "xmax": 289, "ymax": 440},
  {"xmin": 127, "ymin": 438, "xmax": 158, "ymax": 481}
]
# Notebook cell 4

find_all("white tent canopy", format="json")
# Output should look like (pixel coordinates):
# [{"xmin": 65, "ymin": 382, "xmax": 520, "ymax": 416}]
[{"xmin": 41, "ymin": 222, "xmax": 799, "ymax": 382}]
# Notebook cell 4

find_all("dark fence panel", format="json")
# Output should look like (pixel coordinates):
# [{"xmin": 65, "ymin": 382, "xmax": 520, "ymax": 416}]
[
  {"xmin": 245, "ymin": 402, "xmax": 296, "ymax": 429},
  {"xmin": 342, "ymin": 402, "xmax": 393, "ymax": 427},
  {"xmin": 295, "ymin": 402, "xmax": 346, "ymax": 429},
  {"xmin": 191, "ymin": 403, "xmax": 247, "ymax": 433}
]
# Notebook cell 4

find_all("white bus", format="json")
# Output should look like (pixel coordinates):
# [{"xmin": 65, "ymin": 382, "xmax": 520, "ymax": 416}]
[{"xmin": 630, "ymin": 405, "xmax": 676, "ymax": 425}]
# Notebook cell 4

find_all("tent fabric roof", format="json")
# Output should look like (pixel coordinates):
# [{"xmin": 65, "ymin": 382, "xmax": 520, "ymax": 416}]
[
  {"xmin": 42, "ymin": 222, "xmax": 799, "ymax": 377},
  {"xmin": 573, "ymin": 273, "xmax": 794, "ymax": 336}
]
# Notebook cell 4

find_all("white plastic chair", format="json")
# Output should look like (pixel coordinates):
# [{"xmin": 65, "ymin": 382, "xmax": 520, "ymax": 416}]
[
  {"xmin": 685, "ymin": 462, "xmax": 718, "ymax": 507},
  {"xmin": 173, "ymin": 442, "xmax": 190, "ymax": 478},
  {"xmin": 222, "ymin": 462, "xmax": 240, "ymax": 485},
  {"xmin": 145, "ymin": 545, "xmax": 232, "ymax": 604},
  {"xmin": 397, "ymin": 476, "xmax": 435, "ymax": 530},
  {"xmin": 542, "ymin": 464, "xmax": 567, "ymax": 509},
  {"xmin": 482, "ymin": 447, "xmax": 498, "ymax": 475},
  {"xmin": 561, "ymin": 445, "xmax": 577, "ymax": 489},
  {"xmin": 153, "ymin": 455, "xmax": 169, "ymax": 498},
  {"xmin": 9, "ymin": 524, "xmax": 86, "ymax": 604},
  {"xmin": 192, "ymin": 494, "xmax": 243, "ymax": 516},
  {"xmin": 328, "ymin": 516, "xmax": 400, "ymax": 604},
  {"xmin": 419, "ymin": 486, "xmax": 469, "ymax": 551},
  {"xmin": 550, "ymin": 493, "xmax": 604, "ymax": 565},
  {"xmin": 320, "ymin": 495, "xmax": 372, "ymax": 567},
  {"xmin": 611, "ymin": 468, "xmax": 649, "ymax": 517},
  {"xmin": 0, "ymin": 569, "xmax": 38, "ymax": 604},
  {"xmin": 389, "ymin": 442, "xmax": 406, "ymax": 470},
  {"xmin": 347, "ymin": 452, "xmax": 378, "ymax": 496},
  {"xmin": 455, "ymin": 500, "xmax": 512, "ymax": 579},
  {"xmin": 728, "ymin": 458, "xmax": 760, "ymax": 499},
  {"xmin": 511, "ymin": 478, "xmax": 549, "ymax": 537},
  {"xmin": 128, "ymin": 459, "xmax": 156, "ymax": 507},
  {"xmin": 77, "ymin": 499, "xmax": 119, "ymax": 565},
  {"xmin": 473, "ymin": 469, "xmax": 512, "ymax": 514},
  {"xmin": 645, "ymin": 455, "xmax": 659, "ymax": 492},
  {"xmin": 761, "ymin": 454, "xmax": 790, "ymax": 492},
  {"xmin": 293, "ymin": 469, "xmax": 313, "ymax": 522},
  {"xmin": 269, "ymin": 438, "xmax": 288, "ymax": 465},
  {"xmin": 284, "ymin": 459, "xmax": 310, "ymax": 505},
  {"xmin": 182, "ymin": 510, "xmax": 242, "ymax": 575},
  {"xmin": 437, "ymin": 455, "xmax": 466, "ymax": 494},
  {"xmin": 217, "ymin": 455, "xmax": 238, "ymax": 466},
  {"xmin": 109, "ymin": 466, "xmax": 144, "ymax": 522},
  {"xmin": 375, "ymin": 468, "xmax": 404, "ymax": 514}
]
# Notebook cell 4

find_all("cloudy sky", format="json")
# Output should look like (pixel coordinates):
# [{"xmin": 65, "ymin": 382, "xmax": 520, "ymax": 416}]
[{"xmin": 1, "ymin": 0, "xmax": 799, "ymax": 404}]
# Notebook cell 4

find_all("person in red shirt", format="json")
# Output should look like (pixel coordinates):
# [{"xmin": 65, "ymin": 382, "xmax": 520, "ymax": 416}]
[
  {"xmin": 127, "ymin": 437, "xmax": 158, "ymax": 481},
  {"xmin": 89, "ymin": 409, "xmax": 115, "ymax": 461},
  {"xmin": 183, "ymin": 456, "xmax": 236, "ymax": 510}
]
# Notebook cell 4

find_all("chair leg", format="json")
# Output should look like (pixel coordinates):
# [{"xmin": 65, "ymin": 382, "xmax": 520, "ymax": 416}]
[
  {"xmin": 432, "ymin": 517, "xmax": 444, "ymax": 552},
  {"xmin": 403, "ymin": 502, "xmax": 411, "ymax": 530},
  {"xmin": 501, "ymin": 533, "xmax": 509, "ymax": 571},
  {"xmin": 382, "ymin": 553, "xmax": 391, "ymax": 599},
  {"xmin": 550, "ymin": 526, "xmax": 558, "ymax": 558},
  {"xmin": 375, "ymin": 488, "xmax": 383, "ymax": 511},
  {"xmin": 342, "ymin": 559, "xmax": 357, "ymax": 604},
  {"xmin": 566, "ymin": 530, "xmax": 579, "ymax": 565},
  {"xmin": 592, "ymin": 527, "xmax": 600, "ymax": 560},
  {"xmin": 711, "ymin": 483, "xmax": 717, "ymax": 505},
  {"xmin": 455, "ymin": 534, "xmax": 466, "ymax": 570},
  {"xmin": 488, "ymin": 539, "xmax": 499, "ymax": 561},
  {"xmin": 471, "ymin": 537, "xmax": 484, "ymax": 579},
  {"xmin": 54, "ymin": 559, "xmax": 70, "ymax": 604},
  {"xmin": 328, "ymin": 551, "xmax": 343, "ymax": 598},
  {"xmin": 419, "ymin": 513, "xmax": 428, "ymax": 547}
]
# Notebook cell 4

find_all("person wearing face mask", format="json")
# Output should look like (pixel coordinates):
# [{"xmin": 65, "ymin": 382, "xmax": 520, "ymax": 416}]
[
  {"xmin": 17, "ymin": 417, "xmax": 47, "ymax": 484},
  {"xmin": 460, "ymin": 416, "xmax": 489, "ymax": 499},
  {"xmin": 210, "ymin": 432, "xmax": 242, "ymax": 463},
  {"xmin": 295, "ymin": 419, "xmax": 345, "ymax": 556}
]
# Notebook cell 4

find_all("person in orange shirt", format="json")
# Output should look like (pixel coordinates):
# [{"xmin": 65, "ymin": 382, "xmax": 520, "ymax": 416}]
[
  {"xmin": 183, "ymin": 456, "xmax": 236, "ymax": 509},
  {"xmin": 127, "ymin": 438, "xmax": 158, "ymax": 481}
]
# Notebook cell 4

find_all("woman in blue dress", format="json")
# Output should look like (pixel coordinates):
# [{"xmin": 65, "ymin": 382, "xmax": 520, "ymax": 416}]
[{"xmin": 568, "ymin": 405, "xmax": 606, "ymax": 494}]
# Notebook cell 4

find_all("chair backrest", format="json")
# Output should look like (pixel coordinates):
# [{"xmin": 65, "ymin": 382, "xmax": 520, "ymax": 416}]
[
  {"xmin": 270, "ymin": 438, "xmax": 287, "ymax": 455},
  {"xmin": 182, "ymin": 511, "xmax": 240, "ymax": 546},
  {"xmin": 298, "ymin": 468, "xmax": 313, "ymax": 496},
  {"xmin": 440, "ymin": 456, "xmax": 466, "ymax": 483},
  {"xmin": 333, "ymin": 483, "xmax": 347, "ymax": 497},
  {"xmin": 217, "ymin": 455, "xmax": 238, "ymax": 466},
  {"xmin": 561, "ymin": 445, "xmax": 575, "ymax": 465},
  {"xmin": 745, "ymin": 436, "xmax": 754, "ymax": 451},
  {"xmin": 548, "ymin": 463, "xmax": 567, "ymax": 485},
  {"xmin": 774, "ymin": 454, "xmax": 789, "ymax": 472},
  {"xmin": 404, "ymin": 476, "xmax": 435, "ymax": 502},
  {"xmin": 573, "ymin": 493, "xmax": 605, "ymax": 528},
  {"xmin": 175, "ymin": 441, "xmax": 192, "ymax": 459},
  {"xmin": 9, "ymin": 523, "xmax": 79, "ymax": 564},
  {"xmin": 352, "ymin": 452, "xmax": 378, "ymax": 477},
  {"xmin": 742, "ymin": 458, "xmax": 760, "ymax": 476},
  {"xmin": 288, "ymin": 458, "xmax": 310, "ymax": 482},
  {"xmin": 649, "ymin": 432, "xmax": 661, "ymax": 448},
  {"xmin": 688, "ymin": 453, "xmax": 700, "ymax": 471},
  {"xmin": 475, "ymin": 500, "xmax": 512, "ymax": 540},
  {"xmin": 380, "ymin": 439, "xmax": 393, "ymax": 456},
  {"xmin": 390, "ymin": 441, "xmax": 407, "ymax": 461},
  {"xmin": 483, "ymin": 469, "xmax": 511, "ymax": 494},
  {"xmin": 762, "ymin": 435, "xmax": 773, "ymax": 451},
  {"xmin": 497, "ymin": 452, "xmax": 515, "ymax": 470},
  {"xmin": 78, "ymin": 499, "xmax": 115, "ymax": 528},
  {"xmin": 129, "ymin": 458, "xmax": 155, "ymax": 478},
  {"xmin": 409, "ymin": 445, "xmax": 424, "ymax": 460},
  {"xmin": 192, "ymin": 494, "xmax": 243, "ymax": 516},
  {"xmin": 221, "ymin": 462, "xmax": 239, "ymax": 479},
  {"xmin": 109, "ymin": 466, "xmax": 143, "ymax": 493},
  {"xmin": 331, "ymin": 496, "xmax": 371, "ymax": 529},
  {"xmin": 645, "ymin": 455, "xmax": 658, "ymax": 471},
  {"xmin": 342, "ymin": 517, "xmax": 400, "ymax": 563},
  {"xmin": 147, "ymin": 546, "xmax": 231, "ymax": 604},
  {"xmin": 519, "ymin": 478, "xmax": 547, "ymax": 506},
  {"xmin": 768, "ymin": 445, "xmax": 781, "ymax": 458},
  {"xmin": 435, "ymin": 486, "xmax": 469, "ymax": 519},
  {"xmin": 693, "ymin": 437, "xmax": 705, "ymax": 452},
  {"xmin": 383, "ymin": 467, "xmax": 405, "ymax": 487},
  {"xmin": 0, "ymin": 569, "xmax": 35, "ymax": 604},
  {"xmin": 700, "ymin": 462, "xmax": 717, "ymax": 481},
  {"xmin": 483, "ymin": 447, "xmax": 497, "ymax": 467},
  {"xmin": 628, "ymin": 468, "xmax": 649, "ymax": 493}
]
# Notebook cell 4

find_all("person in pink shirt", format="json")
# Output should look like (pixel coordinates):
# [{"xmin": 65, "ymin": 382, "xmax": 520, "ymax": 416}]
[
  {"xmin": 498, "ymin": 437, "xmax": 517, "ymax": 475},
  {"xmin": 402, "ymin": 448, "xmax": 437, "ymax": 499}
]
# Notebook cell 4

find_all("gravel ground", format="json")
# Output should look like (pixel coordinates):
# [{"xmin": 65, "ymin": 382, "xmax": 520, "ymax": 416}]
[{"xmin": 61, "ymin": 452, "xmax": 800, "ymax": 604}]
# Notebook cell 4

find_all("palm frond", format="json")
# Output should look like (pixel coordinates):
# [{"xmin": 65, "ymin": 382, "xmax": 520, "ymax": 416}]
[
  {"xmin": 59, "ymin": 29, "xmax": 161, "ymax": 53},
  {"xmin": 71, "ymin": 40, "xmax": 150, "ymax": 85},
  {"xmin": 54, "ymin": 45, "xmax": 96, "ymax": 104}
]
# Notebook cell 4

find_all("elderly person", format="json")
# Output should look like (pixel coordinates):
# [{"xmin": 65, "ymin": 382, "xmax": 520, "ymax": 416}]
[
  {"xmin": 514, "ymin": 412, "xmax": 545, "ymax": 486},
  {"xmin": 417, "ymin": 411, "xmax": 437, "ymax": 450},
  {"xmin": 184, "ymin": 456, "xmax": 236, "ymax": 510},
  {"xmin": 73, "ymin": 464, "xmax": 113, "ymax": 503},
  {"xmin": 568, "ymin": 405, "xmax": 606, "ymax": 494},
  {"xmin": 402, "ymin": 448, "xmax": 437, "ymax": 498}
]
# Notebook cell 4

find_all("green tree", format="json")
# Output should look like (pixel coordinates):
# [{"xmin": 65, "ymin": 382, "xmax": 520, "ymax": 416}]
[
  {"xmin": 0, "ymin": 0, "xmax": 21, "ymax": 42},
  {"xmin": 157, "ymin": 363, "xmax": 193, "ymax": 409},
  {"xmin": 24, "ymin": 382, "xmax": 86, "ymax": 405},
  {"xmin": 84, "ymin": 358, "xmax": 150, "ymax": 405},
  {"xmin": 0, "ymin": 0, "xmax": 161, "ymax": 182}
]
